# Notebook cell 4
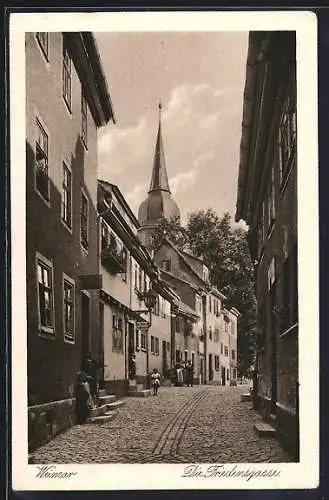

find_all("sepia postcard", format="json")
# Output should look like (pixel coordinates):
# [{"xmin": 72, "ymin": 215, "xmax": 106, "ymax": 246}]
[{"xmin": 10, "ymin": 10, "xmax": 318, "ymax": 491}]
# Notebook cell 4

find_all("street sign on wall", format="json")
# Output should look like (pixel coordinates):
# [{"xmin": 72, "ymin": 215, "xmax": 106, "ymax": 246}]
[{"xmin": 136, "ymin": 321, "xmax": 150, "ymax": 331}]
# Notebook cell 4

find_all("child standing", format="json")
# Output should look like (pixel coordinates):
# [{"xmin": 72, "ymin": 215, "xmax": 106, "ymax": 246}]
[{"xmin": 151, "ymin": 368, "xmax": 161, "ymax": 396}]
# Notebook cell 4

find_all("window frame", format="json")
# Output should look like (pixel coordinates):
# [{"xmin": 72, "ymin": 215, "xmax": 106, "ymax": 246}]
[
  {"xmin": 80, "ymin": 190, "xmax": 89, "ymax": 252},
  {"xmin": 35, "ymin": 116, "xmax": 50, "ymax": 204},
  {"xmin": 112, "ymin": 314, "xmax": 124, "ymax": 352},
  {"xmin": 35, "ymin": 32, "xmax": 49, "ymax": 61},
  {"xmin": 62, "ymin": 37, "xmax": 72, "ymax": 113},
  {"xmin": 63, "ymin": 273, "xmax": 75, "ymax": 344},
  {"xmin": 61, "ymin": 161, "xmax": 72, "ymax": 230},
  {"xmin": 36, "ymin": 252, "xmax": 55, "ymax": 337},
  {"xmin": 81, "ymin": 89, "xmax": 88, "ymax": 149},
  {"xmin": 278, "ymin": 72, "xmax": 297, "ymax": 189},
  {"xmin": 224, "ymin": 346, "xmax": 229, "ymax": 357},
  {"xmin": 155, "ymin": 337, "xmax": 160, "ymax": 356}
]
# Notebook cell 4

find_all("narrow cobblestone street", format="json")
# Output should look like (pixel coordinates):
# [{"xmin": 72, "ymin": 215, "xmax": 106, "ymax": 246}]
[{"xmin": 29, "ymin": 385, "xmax": 292, "ymax": 464}]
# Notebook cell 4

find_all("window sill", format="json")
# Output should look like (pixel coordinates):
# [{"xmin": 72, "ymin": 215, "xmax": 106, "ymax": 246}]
[
  {"xmin": 280, "ymin": 154, "xmax": 296, "ymax": 198},
  {"xmin": 140, "ymin": 347, "xmax": 147, "ymax": 353},
  {"xmin": 38, "ymin": 328, "xmax": 55, "ymax": 339},
  {"xmin": 61, "ymin": 218, "xmax": 73, "ymax": 234},
  {"xmin": 112, "ymin": 347, "xmax": 124, "ymax": 354},
  {"xmin": 62, "ymin": 96, "xmax": 72, "ymax": 117},
  {"xmin": 64, "ymin": 336, "xmax": 75, "ymax": 345},
  {"xmin": 35, "ymin": 187, "xmax": 51, "ymax": 208},
  {"xmin": 80, "ymin": 243, "xmax": 89, "ymax": 255},
  {"xmin": 280, "ymin": 322, "xmax": 298, "ymax": 339}
]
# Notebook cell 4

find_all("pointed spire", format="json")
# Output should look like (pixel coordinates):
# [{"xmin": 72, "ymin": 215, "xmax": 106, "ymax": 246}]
[{"xmin": 148, "ymin": 101, "xmax": 171, "ymax": 194}]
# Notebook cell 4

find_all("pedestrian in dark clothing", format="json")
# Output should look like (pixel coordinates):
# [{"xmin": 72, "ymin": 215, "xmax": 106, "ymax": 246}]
[
  {"xmin": 75, "ymin": 371, "xmax": 94, "ymax": 424},
  {"xmin": 186, "ymin": 361, "xmax": 194, "ymax": 387},
  {"xmin": 81, "ymin": 352, "xmax": 99, "ymax": 405}
]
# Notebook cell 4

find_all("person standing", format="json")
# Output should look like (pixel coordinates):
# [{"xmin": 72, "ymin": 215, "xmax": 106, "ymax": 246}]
[
  {"xmin": 81, "ymin": 352, "xmax": 99, "ymax": 405},
  {"xmin": 74, "ymin": 371, "xmax": 94, "ymax": 424},
  {"xmin": 186, "ymin": 360, "xmax": 194, "ymax": 387}
]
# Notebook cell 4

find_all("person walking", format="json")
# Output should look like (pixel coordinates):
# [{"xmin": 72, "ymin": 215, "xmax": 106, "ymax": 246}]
[{"xmin": 151, "ymin": 368, "xmax": 161, "ymax": 396}]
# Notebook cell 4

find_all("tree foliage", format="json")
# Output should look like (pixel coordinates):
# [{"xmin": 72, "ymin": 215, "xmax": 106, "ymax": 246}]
[{"xmin": 152, "ymin": 210, "xmax": 257, "ymax": 376}]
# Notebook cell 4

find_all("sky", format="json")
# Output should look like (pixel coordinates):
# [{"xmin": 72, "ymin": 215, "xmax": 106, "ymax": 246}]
[{"xmin": 95, "ymin": 31, "xmax": 249, "ymax": 226}]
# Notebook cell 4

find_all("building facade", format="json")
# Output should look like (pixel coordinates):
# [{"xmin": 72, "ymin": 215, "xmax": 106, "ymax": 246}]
[
  {"xmin": 235, "ymin": 31, "xmax": 298, "ymax": 458},
  {"xmin": 26, "ymin": 32, "xmax": 114, "ymax": 450},
  {"xmin": 98, "ymin": 181, "xmax": 177, "ymax": 393}
]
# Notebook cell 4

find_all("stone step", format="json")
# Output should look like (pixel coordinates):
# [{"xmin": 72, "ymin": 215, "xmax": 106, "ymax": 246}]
[
  {"xmin": 240, "ymin": 393, "xmax": 252, "ymax": 402},
  {"xmin": 268, "ymin": 414, "xmax": 277, "ymax": 428},
  {"xmin": 128, "ymin": 389, "xmax": 151, "ymax": 398},
  {"xmin": 128, "ymin": 383, "xmax": 144, "ymax": 392},
  {"xmin": 87, "ymin": 410, "xmax": 117, "ymax": 425},
  {"xmin": 89, "ymin": 404, "xmax": 109, "ymax": 418},
  {"xmin": 254, "ymin": 421, "xmax": 277, "ymax": 437},
  {"xmin": 106, "ymin": 400, "xmax": 125, "ymax": 410},
  {"xmin": 99, "ymin": 394, "xmax": 116, "ymax": 405}
]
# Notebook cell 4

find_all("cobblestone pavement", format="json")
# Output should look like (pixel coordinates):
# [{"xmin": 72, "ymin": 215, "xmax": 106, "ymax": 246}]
[{"xmin": 29, "ymin": 385, "xmax": 293, "ymax": 464}]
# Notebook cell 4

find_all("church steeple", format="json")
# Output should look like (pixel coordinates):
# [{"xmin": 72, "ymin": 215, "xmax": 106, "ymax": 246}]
[
  {"xmin": 137, "ymin": 102, "xmax": 181, "ymax": 247},
  {"xmin": 149, "ymin": 102, "xmax": 171, "ymax": 194}
]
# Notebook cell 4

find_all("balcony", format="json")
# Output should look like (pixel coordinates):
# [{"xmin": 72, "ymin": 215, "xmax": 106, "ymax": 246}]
[{"xmin": 101, "ymin": 239, "xmax": 126, "ymax": 274}]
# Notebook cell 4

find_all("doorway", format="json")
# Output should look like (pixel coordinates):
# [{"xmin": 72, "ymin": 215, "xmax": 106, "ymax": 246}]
[
  {"xmin": 200, "ymin": 358, "xmax": 204, "ymax": 384},
  {"xmin": 99, "ymin": 302, "xmax": 105, "ymax": 388},
  {"xmin": 270, "ymin": 283, "xmax": 277, "ymax": 414},
  {"xmin": 208, "ymin": 354, "xmax": 213, "ymax": 381},
  {"xmin": 81, "ymin": 292, "xmax": 90, "ymax": 361},
  {"xmin": 128, "ymin": 322, "xmax": 135, "ymax": 380},
  {"xmin": 221, "ymin": 366, "xmax": 226, "ymax": 386},
  {"xmin": 162, "ymin": 340, "xmax": 167, "ymax": 376}
]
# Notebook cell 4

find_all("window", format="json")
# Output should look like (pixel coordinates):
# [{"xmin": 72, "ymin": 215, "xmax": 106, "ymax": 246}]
[
  {"xmin": 154, "ymin": 295, "xmax": 160, "ymax": 316},
  {"xmin": 233, "ymin": 368, "xmax": 237, "ymax": 379},
  {"xmin": 221, "ymin": 342, "xmax": 223, "ymax": 355},
  {"xmin": 141, "ymin": 332, "xmax": 146, "ymax": 350},
  {"xmin": 214, "ymin": 355, "xmax": 220, "ymax": 371},
  {"xmin": 36, "ymin": 32, "xmax": 49, "ymax": 60},
  {"xmin": 134, "ymin": 263, "xmax": 138, "ymax": 290},
  {"xmin": 175, "ymin": 317, "xmax": 181, "ymax": 333},
  {"xmin": 62, "ymin": 38, "xmax": 72, "ymax": 111},
  {"xmin": 281, "ymin": 243, "xmax": 298, "ymax": 334},
  {"xmin": 224, "ymin": 320, "xmax": 229, "ymax": 333},
  {"xmin": 214, "ymin": 328, "xmax": 219, "ymax": 342},
  {"xmin": 121, "ymin": 248, "xmax": 128, "ymax": 282},
  {"xmin": 112, "ymin": 315, "xmax": 123, "ymax": 351},
  {"xmin": 209, "ymin": 296, "xmax": 212, "ymax": 313},
  {"xmin": 226, "ymin": 368, "xmax": 230, "ymax": 381},
  {"xmin": 191, "ymin": 352, "xmax": 195, "ymax": 367},
  {"xmin": 184, "ymin": 350, "xmax": 188, "ymax": 363},
  {"xmin": 268, "ymin": 163, "xmax": 276, "ymax": 227},
  {"xmin": 231, "ymin": 349, "xmax": 235, "ymax": 360},
  {"xmin": 80, "ymin": 191, "xmax": 88, "ymax": 250},
  {"xmin": 138, "ymin": 267, "xmax": 143, "ymax": 292},
  {"xmin": 167, "ymin": 342, "xmax": 170, "ymax": 352},
  {"xmin": 161, "ymin": 259, "xmax": 171, "ymax": 272},
  {"xmin": 35, "ymin": 118, "xmax": 49, "ymax": 201},
  {"xmin": 160, "ymin": 297, "xmax": 166, "ymax": 318},
  {"xmin": 155, "ymin": 338, "xmax": 159, "ymax": 356},
  {"xmin": 136, "ymin": 330, "xmax": 140, "ymax": 350},
  {"xmin": 279, "ymin": 74, "xmax": 297, "ymax": 186},
  {"xmin": 151, "ymin": 336, "xmax": 155, "ymax": 354},
  {"xmin": 81, "ymin": 90, "xmax": 88, "ymax": 147},
  {"xmin": 209, "ymin": 327, "xmax": 212, "ymax": 340},
  {"xmin": 37, "ymin": 255, "xmax": 54, "ymax": 334},
  {"xmin": 63, "ymin": 277, "xmax": 74, "ymax": 342},
  {"xmin": 224, "ymin": 346, "xmax": 228, "ymax": 357},
  {"xmin": 61, "ymin": 162, "xmax": 72, "ymax": 228}
]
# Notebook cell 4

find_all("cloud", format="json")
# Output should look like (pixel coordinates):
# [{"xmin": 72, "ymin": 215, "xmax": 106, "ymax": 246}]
[{"xmin": 97, "ymin": 82, "xmax": 244, "ymax": 220}]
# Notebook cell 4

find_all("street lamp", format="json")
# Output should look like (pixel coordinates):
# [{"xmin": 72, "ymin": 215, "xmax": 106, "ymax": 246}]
[{"xmin": 142, "ymin": 288, "xmax": 157, "ymax": 385}]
